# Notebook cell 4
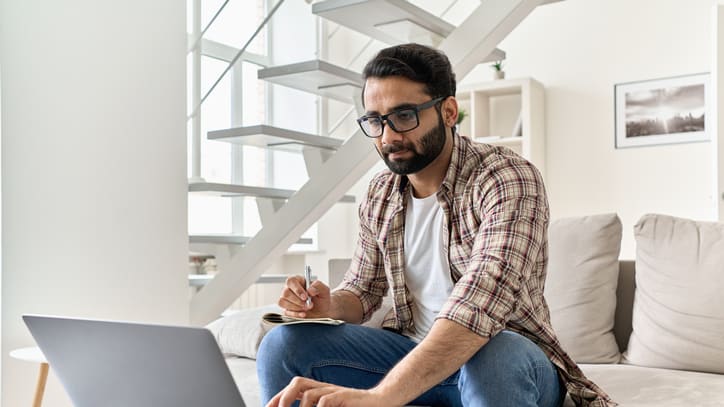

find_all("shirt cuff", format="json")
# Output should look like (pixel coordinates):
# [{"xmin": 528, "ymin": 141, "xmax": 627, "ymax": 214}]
[
  {"xmin": 335, "ymin": 282, "xmax": 383, "ymax": 323},
  {"xmin": 437, "ymin": 294, "xmax": 504, "ymax": 339}
]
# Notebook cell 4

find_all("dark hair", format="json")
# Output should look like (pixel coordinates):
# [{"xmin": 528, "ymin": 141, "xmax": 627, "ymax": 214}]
[{"xmin": 362, "ymin": 43, "xmax": 456, "ymax": 101}]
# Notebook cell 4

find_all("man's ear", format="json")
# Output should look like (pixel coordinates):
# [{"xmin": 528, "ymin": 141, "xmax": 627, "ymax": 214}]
[{"xmin": 442, "ymin": 97, "xmax": 459, "ymax": 128}]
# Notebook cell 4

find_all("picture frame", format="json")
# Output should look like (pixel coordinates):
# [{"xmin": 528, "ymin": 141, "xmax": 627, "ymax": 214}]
[{"xmin": 614, "ymin": 73, "xmax": 709, "ymax": 149}]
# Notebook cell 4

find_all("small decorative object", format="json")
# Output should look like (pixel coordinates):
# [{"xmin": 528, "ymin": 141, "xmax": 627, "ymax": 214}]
[
  {"xmin": 491, "ymin": 60, "xmax": 505, "ymax": 80},
  {"xmin": 189, "ymin": 252, "xmax": 214, "ymax": 274},
  {"xmin": 615, "ymin": 73, "xmax": 709, "ymax": 148},
  {"xmin": 202, "ymin": 258, "xmax": 218, "ymax": 275},
  {"xmin": 456, "ymin": 109, "xmax": 467, "ymax": 125}
]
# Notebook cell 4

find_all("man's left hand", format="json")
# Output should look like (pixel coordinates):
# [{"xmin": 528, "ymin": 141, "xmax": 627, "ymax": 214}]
[{"xmin": 266, "ymin": 376, "xmax": 396, "ymax": 407}]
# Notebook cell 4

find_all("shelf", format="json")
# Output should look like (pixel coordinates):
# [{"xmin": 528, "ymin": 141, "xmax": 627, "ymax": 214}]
[
  {"xmin": 208, "ymin": 125, "xmax": 343, "ymax": 151},
  {"xmin": 189, "ymin": 234, "xmax": 313, "ymax": 245},
  {"xmin": 257, "ymin": 60, "xmax": 362, "ymax": 103},
  {"xmin": 456, "ymin": 77, "xmax": 545, "ymax": 179},
  {"xmin": 188, "ymin": 182, "xmax": 356, "ymax": 203},
  {"xmin": 473, "ymin": 136, "xmax": 522, "ymax": 147},
  {"xmin": 458, "ymin": 78, "xmax": 541, "ymax": 98}
]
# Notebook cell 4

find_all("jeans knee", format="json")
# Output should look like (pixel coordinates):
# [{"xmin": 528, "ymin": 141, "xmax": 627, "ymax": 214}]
[
  {"xmin": 259, "ymin": 325, "xmax": 315, "ymax": 366},
  {"xmin": 257, "ymin": 326, "xmax": 284, "ymax": 366},
  {"xmin": 458, "ymin": 331, "xmax": 561, "ymax": 407},
  {"xmin": 460, "ymin": 331, "xmax": 551, "ymax": 388}
]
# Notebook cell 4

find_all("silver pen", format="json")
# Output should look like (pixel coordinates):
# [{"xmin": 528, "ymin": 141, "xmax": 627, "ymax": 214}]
[{"xmin": 304, "ymin": 265, "xmax": 312, "ymax": 308}]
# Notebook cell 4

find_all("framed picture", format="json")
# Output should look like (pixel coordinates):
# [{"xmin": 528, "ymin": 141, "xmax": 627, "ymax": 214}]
[{"xmin": 615, "ymin": 73, "xmax": 709, "ymax": 149}]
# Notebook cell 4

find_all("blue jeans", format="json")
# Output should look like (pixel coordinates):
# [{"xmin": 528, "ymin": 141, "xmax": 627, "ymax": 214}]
[{"xmin": 257, "ymin": 324, "xmax": 565, "ymax": 407}]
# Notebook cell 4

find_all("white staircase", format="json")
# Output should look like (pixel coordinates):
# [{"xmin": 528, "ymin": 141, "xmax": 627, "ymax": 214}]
[
  {"xmin": 258, "ymin": 60, "xmax": 363, "ymax": 103},
  {"xmin": 188, "ymin": 0, "xmax": 563, "ymax": 326},
  {"xmin": 208, "ymin": 125, "xmax": 344, "ymax": 151},
  {"xmin": 189, "ymin": 182, "xmax": 356, "ymax": 202},
  {"xmin": 312, "ymin": 0, "xmax": 505, "ymax": 61}
]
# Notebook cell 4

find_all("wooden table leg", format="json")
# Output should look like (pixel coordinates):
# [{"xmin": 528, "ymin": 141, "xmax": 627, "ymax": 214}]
[{"xmin": 32, "ymin": 362, "xmax": 49, "ymax": 407}]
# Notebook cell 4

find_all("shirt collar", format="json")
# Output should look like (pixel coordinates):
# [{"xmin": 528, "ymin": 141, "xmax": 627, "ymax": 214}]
[{"xmin": 439, "ymin": 133, "xmax": 464, "ymax": 194}]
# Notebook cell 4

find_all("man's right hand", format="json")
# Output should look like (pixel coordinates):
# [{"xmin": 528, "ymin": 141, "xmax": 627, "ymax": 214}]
[{"xmin": 278, "ymin": 276, "xmax": 332, "ymax": 319}]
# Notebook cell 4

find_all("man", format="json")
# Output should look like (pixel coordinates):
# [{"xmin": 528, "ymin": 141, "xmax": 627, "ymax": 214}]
[{"xmin": 257, "ymin": 43, "xmax": 613, "ymax": 407}]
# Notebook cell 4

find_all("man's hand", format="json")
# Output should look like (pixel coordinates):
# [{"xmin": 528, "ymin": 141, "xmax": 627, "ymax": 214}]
[
  {"xmin": 278, "ymin": 276, "xmax": 332, "ymax": 319},
  {"xmin": 266, "ymin": 377, "xmax": 396, "ymax": 407}
]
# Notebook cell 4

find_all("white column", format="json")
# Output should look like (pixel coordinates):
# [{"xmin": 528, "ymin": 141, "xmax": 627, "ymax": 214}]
[
  {"xmin": 189, "ymin": 0, "xmax": 204, "ymax": 183},
  {"xmin": 0, "ymin": 59, "xmax": 3, "ymax": 396},
  {"xmin": 715, "ymin": 3, "xmax": 724, "ymax": 221},
  {"xmin": 0, "ymin": 1, "xmax": 188, "ymax": 405}
]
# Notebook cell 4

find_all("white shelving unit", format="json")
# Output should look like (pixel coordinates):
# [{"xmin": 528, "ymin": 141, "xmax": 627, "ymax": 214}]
[{"xmin": 457, "ymin": 77, "xmax": 545, "ymax": 179}]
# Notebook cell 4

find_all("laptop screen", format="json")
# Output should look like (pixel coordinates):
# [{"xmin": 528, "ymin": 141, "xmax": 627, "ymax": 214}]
[{"xmin": 23, "ymin": 315, "xmax": 246, "ymax": 407}]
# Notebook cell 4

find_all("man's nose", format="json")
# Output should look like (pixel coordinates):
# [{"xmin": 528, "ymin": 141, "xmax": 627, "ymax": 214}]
[{"xmin": 380, "ymin": 121, "xmax": 403, "ymax": 145}]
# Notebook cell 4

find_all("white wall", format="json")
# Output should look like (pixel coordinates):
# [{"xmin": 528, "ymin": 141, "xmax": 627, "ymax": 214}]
[
  {"xmin": 0, "ymin": 59, "xmax": 3, "ymax": 403},
  {"xmin": 0, "ymin": 1, "xmax": 188, "ymax": 406},
  {"xmin": 462, "ymin": 0, "xmax": 718, "ymax": 258}
]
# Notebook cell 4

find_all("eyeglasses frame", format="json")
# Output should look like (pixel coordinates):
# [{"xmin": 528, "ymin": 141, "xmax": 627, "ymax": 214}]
[{"xmin": 356, "ymin": 96, "xmax": 447, "ymax": 138}]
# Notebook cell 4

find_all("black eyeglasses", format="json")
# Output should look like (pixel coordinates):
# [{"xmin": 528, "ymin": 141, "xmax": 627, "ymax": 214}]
[{"xmin": 356, "ymin": 96, "xmax": 446, "ymax": 138}]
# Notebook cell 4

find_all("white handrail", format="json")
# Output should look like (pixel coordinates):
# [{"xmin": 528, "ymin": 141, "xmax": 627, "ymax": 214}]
[
  {"xmin": 187, "ymin": 0, "xmax": 230, "ymax": 53},
  {"xmin": 327, "ymin": 24, "xmax": 342, "ymax": 40},
  {"xmin": 328, "ymin": 106, "xmax": 356, "ymax": 136},
  {"xmin": 441, "ymin": 0, "xmax": 460, "ymax": 19},
  {"xmin": 346, "ymin": 37, "xmax": 374, "ymax": 69},
  {"xmin": 187, "ymin": 0, "xmax": 286, "ymax": 121}
]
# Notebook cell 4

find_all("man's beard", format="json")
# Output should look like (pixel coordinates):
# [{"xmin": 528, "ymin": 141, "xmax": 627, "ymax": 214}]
[{"xmin": 378, "ymin": 113, "xmax": 447, "ymax": 175}]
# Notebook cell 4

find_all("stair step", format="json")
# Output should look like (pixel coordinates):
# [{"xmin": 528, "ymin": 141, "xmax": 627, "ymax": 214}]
[
  {"xmin": 189, "ymin": 273, "xmax": 296, "ymax": 288},
  {"xmin": 208, "ymin": 125, "xmax": 343, "ymax": 151},
  {"xmin": 257, "ymin": 60, "xmax": 362, "ymax": 103},
  {"xmin": 313, "ymin": 0, "xmax": 505, "ymax": 63},
  {"xmin": 314, "ymin": 0, "xmax": 453, "ymax": 45},
  {"xmin": 188, "ymin": 182, "xmax": 356, "ymax": 203},
  {"xmin": 189, "ymin": 234, "xmax": 313, "ymax": 245}
]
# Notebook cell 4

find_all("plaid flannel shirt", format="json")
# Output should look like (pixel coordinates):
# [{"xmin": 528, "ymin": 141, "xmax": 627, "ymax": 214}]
[{"xmin": 338, "ymin": 134, "xmax": 615, "ymax": 406}]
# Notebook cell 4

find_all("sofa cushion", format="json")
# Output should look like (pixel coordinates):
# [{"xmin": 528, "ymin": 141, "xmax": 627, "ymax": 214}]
[
  {"xmin": 563, "ymin": 364, "xmax": 724, "ymax": 406},
  {"xmin": 545, "ymin": 213, "xmax": 622, "ymax": 363},
  {"xmin": 206, "ymin": 304, "xmax": 282, "ymax": 359},
  {"xmin": 625, "ymin": 214, "xmax": 724, "ymax": 374}
]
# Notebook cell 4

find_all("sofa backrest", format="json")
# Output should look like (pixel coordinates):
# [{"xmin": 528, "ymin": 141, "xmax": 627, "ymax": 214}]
[
  {"xmin": 329, "ymin": 258, "xmax": 636, "ymax": 353},
  {"xmin": 328, "ymin": 258, "xmax": 351, "ymax": 289}
]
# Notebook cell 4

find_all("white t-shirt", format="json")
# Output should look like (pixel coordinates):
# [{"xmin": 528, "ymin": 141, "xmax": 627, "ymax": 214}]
[{"xmin": 402, "ymin": 193, "xmax": 454, "ymax": 342}]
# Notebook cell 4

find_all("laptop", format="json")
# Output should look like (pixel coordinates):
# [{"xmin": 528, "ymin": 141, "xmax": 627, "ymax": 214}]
[{"xmin": 23, "ymin": 314, "xmax": 247, "ymax": 407}]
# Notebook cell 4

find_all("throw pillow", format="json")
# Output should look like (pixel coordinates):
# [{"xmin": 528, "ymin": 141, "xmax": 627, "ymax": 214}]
[
  {"xmin": 624, "ymin": 214, "xmax": 724, "ymax": 374},
  {"xmin": 545, "ymin": 213, "xmax": 622, "ymax": 363},
  {"xmin": 206, "ymin": 304, "xmax": 282, "ymax": 359}
]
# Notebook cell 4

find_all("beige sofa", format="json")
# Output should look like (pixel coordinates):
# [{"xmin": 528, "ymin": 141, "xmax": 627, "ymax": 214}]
[
  {"xmin": 562, "ymin": 260, "xmax": 724, "ymax": 406},
  {"xmin": 210, "ymin": 213, "xmax": 724, "ymax": 406},
  {"xmin": 549, "ymin": 213, "xmax": 724, "ymax": 406}
]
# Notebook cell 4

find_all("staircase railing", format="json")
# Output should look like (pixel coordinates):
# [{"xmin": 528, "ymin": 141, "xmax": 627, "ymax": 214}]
[
  {"xmin": 187, "ymin": 0, "xmax": 286, "ymax": 121},
  {"xmin": 187, "ymin": 0, "xmax": 286, "ymax": 182},
  {"xmin": 187, "ymin": 0, "xmax": 231, "ymax": 54}
]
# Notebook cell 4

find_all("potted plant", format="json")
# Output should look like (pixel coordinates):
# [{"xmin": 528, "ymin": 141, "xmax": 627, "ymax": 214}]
[
  {"xmin": 456, "ymin": 109, "xmax": 467, "ymax": 126},
  {"xmin": 491, "ymin": 60, "xmax": 505, "ymax": 80}
]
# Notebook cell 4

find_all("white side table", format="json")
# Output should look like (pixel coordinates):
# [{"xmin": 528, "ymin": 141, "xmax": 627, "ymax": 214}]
[{"xmin": 10, "ymin": 347, "xmax": 48, "ymax": 407}]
